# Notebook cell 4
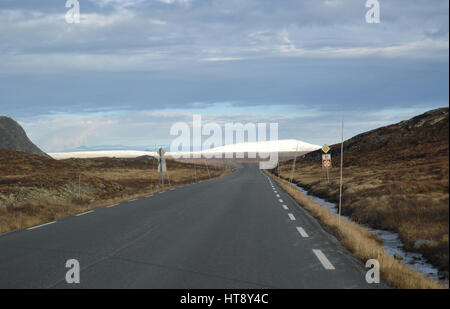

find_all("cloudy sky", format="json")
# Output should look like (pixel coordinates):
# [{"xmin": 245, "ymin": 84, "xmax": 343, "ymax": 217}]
[{"xmin": 0, "ymin": 0, "xmax": 448, "ymax": 152}]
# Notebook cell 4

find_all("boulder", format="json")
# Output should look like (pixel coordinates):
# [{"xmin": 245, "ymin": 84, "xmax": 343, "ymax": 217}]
[
  {"xmin": 394, "ymin": 253, "xmax": 403, "ymax": 261},
  {"xmin": 413, "ymin": 239, "xmax": 431, "ymax": 250}
]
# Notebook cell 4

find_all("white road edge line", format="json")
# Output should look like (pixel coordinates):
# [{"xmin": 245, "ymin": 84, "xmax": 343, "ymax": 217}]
[
  {"xmin": 282, "ymin": 205, "xmax": 289, "ymax": 210},
  {"xmin": 106, "ymin": 204, "xmax": 119, "ymax": 208},
  {"xmin": 128, "ymin": 198, "xmax": 138, "ymax": 202},
  {"xmin": 76, "ymin": 210, "xmax": 94, "ymax": 217},
  {"xmin": 312, "ymin": 249, "xmax": 335, "ymax": 270},
  {"xmin": 296, "ymin": 227, "xmax": 309, "ymax": 238},
  {"xmin": 27, "ymin": 221, "xmax": 56, "ymax": 230},
  {"xmin": 288, "ymin": 213, "xmax": 296, "ymax": 221}
]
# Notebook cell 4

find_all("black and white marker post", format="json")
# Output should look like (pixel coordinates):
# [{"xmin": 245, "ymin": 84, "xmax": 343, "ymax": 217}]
[{"xmin": 158, "ymin": 147, "xmax": 166, "ymax": 188}]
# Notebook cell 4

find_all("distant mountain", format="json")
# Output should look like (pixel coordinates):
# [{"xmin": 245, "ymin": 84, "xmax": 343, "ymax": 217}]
[
  {"xmin": 49, "ymin": 150, "xmax": 157, "ymax": 159},
  {"xmin": 63, "ymin": 145, "xmax": 159, "ymax": 152},
  {"xmin": 298, "ymin": 107, "xmax": 449, "ymax": 166},
  {"xmin": 0, "ymin": 116, "xmax": 49, "ymax": 157}
]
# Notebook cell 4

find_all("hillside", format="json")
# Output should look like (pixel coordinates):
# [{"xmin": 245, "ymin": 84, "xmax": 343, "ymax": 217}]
[
  {"xmin": 0, "ymin": 116, "xmax": 48, "ymax": 157},
  {"xmin": 276, "ymin": 107, "xmax": 449, "ymax": 278},
  {"xmin": 298, "ymin": 107, "xmax": 448, "ymax": 165}
]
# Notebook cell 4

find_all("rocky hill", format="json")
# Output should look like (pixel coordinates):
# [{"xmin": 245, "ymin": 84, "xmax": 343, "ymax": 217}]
[
  {"xmin": 298, "ymin": 107, "xmax": 449, "ymax": 166},
  {"xmin": 0, "ymin": 116, "xmax": 48, "ymax": 157}
]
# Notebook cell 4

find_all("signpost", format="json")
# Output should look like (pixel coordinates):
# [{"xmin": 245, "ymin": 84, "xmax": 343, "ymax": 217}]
[
  {"xmin": 338, "ymin": 117, "xmax": 344, "ymax": 226},
  {"xmin": 321, "ymin": 145, "xmax": 331, "ymax": 183},
  {"xmin": 158, "ymin": 147, "xmax": 166, "ymax": 188}
]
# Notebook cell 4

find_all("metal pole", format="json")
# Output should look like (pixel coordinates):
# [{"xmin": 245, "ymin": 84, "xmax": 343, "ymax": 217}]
[
  {"xmin": 326, "ymin": 167, "xmax": 329, "ymax": 184},
  {"xmin": 78, "ymin": 174, "xmax": 81, "ymax": 199},
  {"xmin": 338, "ymin": 116, "xmax": 344, "ymax": 226},
  {"xmin": 290, "ymin": 142, "xmax": 299, "ymax": 183},
  {"xmin": 161, "ymin": 156, "xmax": 164, "ymax": 188},
  {"xmin": 193, "ymin": 159, "xmax": 197, "ymax": 182},
  {"xmin": 189, "ymin": 157, "xmax": 195, "ymax": 183},
  {"xmin": 158, "ymin": 148, "xmax": 164, "ymax": 188}
]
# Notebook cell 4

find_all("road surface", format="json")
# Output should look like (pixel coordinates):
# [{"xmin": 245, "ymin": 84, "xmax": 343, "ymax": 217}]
[{"xmin": 0, "ymin": 167, "xmax": 384, "ymax": 288}]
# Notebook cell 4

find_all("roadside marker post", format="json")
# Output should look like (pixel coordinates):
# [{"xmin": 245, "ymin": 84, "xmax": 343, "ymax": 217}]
[
  {"xmin": 158, "ymin": 147, "xmax": 166, "ymax": 188},
  {"xmin": 289, "ymin": 142, "xmax": 299, "ymax": 184},
  {"xmin": 78, "ymin": 174, "xmax": 81, "ymax": 199},
  {"xmin": 153, "ymin": 143, "xmax": 158, "ymax": 188},
  {"xmin": 338, "ymin": 117, "xmax": 344, "ymax": 226}
]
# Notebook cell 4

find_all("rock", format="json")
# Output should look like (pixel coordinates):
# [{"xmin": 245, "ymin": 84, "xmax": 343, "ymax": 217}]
[
  {"xmin": 394, "ymin": 253, "xmax": 403, "ymax": 261},
  {"xmin": 414, "ymin": 239, "xmax": 431, "ymax": 249},
  {"xmin": 438, "ymin": 271, "xmax": 449, "ymax": 280}
]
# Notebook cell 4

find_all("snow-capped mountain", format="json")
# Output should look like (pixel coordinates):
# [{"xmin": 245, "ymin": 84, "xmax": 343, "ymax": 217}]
[{"xmin": 49, "ymin": 139, "xmax": 320, "ymax": 159}]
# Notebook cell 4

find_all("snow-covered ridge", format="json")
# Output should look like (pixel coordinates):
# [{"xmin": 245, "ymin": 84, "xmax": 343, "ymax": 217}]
[
  {"xmin": 195, "ymin": 139, "xmax": 320, "ymax": 154},
  {"xmin": 49, "ymin": 139, "xmax": 321, "ymax": 159},
  {"xmin": 49, "ymin": 150, "xmax": 158, "ymax": 160}
]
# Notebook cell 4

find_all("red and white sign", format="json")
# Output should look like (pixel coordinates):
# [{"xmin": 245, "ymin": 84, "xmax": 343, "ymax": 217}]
[{"xmin": 322, "ymin": 154, "xmax": 332, "ymax": 169}]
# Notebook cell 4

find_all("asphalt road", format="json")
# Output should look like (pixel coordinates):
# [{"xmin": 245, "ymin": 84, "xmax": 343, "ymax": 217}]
[{"xmin": 0, "ymin": 167, "xmax": 384, "ymax": 288}]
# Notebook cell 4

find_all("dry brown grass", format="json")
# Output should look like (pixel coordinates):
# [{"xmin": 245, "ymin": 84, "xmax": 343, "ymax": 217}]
[
  {"xmin": 276, "ymin": 156, "xmax": 449, "ymax": 276},
  {"xmin": 265, "ymin": 171, "xmax": 445, "ymax": 289},
  {"xmin": 0, "ymin": 150, "xmax": 232, "ymax": 234}
]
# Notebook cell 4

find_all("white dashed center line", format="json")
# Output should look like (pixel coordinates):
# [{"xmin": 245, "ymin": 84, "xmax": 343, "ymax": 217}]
[
  {"xmin": 76, "ymin": 210, "xmax": 94, "ymax": 217},
  {"xmin": 278, "ymin": 199, "xmax": 284, "ymax": 203},
  {"xmin": 282, "ymin": 205, "xmax": 289, "ymax": 210},
  {"xmin": 276, "ymin": 194, "xmax": 280, "ymax": 197},
  {"xmin": 312, "ymin": 249, "xmax": 335, "ymax": 270},
  {"xmin": 288, "ymin": 213, "xmax": 296, "ymax": 221},
  {"xmin": 296, "ymin": 227, "xmax": 309, "ymax": 238},
  {"xmin": 27, "ymin": 221, "xmax": 56, "ymax": 230}
]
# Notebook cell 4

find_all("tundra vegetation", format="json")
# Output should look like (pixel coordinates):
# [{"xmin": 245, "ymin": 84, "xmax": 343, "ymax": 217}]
[{"xmin": 0, "ymin": 149, "xmax": 231, "ymax": 234}]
